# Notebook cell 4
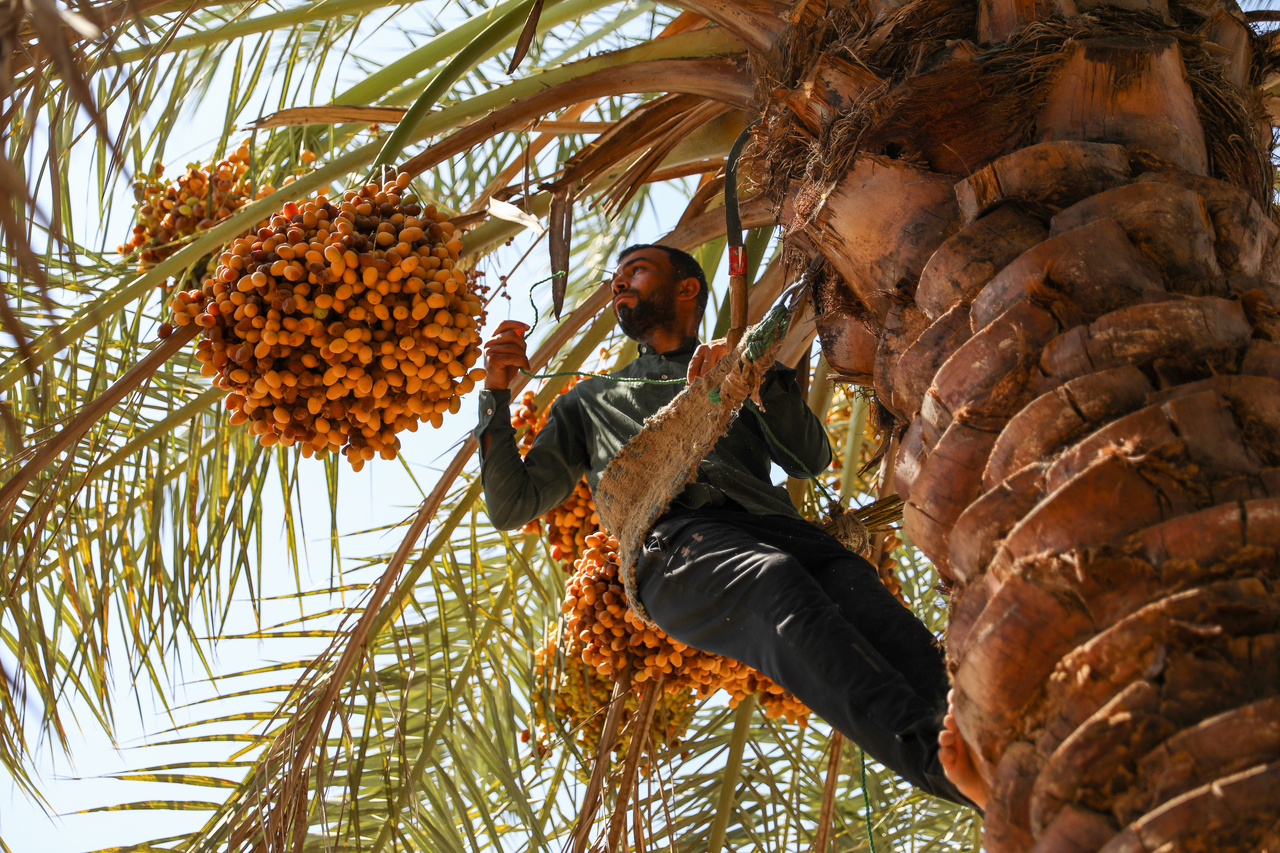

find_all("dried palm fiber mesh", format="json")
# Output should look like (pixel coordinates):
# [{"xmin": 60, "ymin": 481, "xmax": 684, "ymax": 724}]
[
  {"xmin": 593, "ymin": 307, "xmax": 788, "ymax": 626},
  {"xmin": 749, "ymin": 0, "xmax": 975, "ymax": 205},
  {"xmin": 796, "ymin": 250, "xmax": 877, "ymax": 337},
  {"xmin": 752, "ymin": 4, "xmax": 1273, "ymax": 213}
]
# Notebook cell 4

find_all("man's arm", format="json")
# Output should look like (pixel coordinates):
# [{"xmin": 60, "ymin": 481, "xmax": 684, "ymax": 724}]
[
  {"xmin": 476, "ymin": 320, "xmax": 589, "ymax": 530},
  {"xmin": 752, "ymin": 364, "xmax": 832, "ymax": 478},
  {"xmin": 687, "ymin": 339, "xmax": 831, "ymax": 479}
]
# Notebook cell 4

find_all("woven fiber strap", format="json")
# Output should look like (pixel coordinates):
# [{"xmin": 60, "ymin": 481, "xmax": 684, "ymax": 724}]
[{"xmin": 593, "ymin": 311, "xmax": 788, "ymax": 626}]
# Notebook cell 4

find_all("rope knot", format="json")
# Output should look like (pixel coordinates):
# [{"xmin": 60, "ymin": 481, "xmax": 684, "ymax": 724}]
[
  {"xmin": 822, "ymin": 500, "xmax": 871, "ymax": 556},
  {"xmin": 718, "ymin": 356, "xmax": 768, "ymax": 409}
]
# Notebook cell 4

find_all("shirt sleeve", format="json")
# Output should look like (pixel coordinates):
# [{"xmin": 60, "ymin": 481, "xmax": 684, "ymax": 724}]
[
  {"xmin": 750, "ymin": 365, "xmax": 833, "ymax": 479},
  {"xmin": 475, "ymin": 387, "xmax": 591, "ymax": 530}
]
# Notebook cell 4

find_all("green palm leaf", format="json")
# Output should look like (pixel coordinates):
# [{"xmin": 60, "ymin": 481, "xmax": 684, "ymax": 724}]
[{"xmin": 3, "ymin": 0, "xmax": 980, "ymax": 849}]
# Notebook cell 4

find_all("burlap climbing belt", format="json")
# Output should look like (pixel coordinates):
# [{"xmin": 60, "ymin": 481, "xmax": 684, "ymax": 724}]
[{"xmin": 591, "ymin": 305, "xmax": 793, "ymax": 625}]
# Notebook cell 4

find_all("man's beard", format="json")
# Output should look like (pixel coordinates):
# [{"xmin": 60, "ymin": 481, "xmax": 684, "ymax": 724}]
[{"xmin": 615, "ymin": 290, "xmax": 677, "ymax": 340}]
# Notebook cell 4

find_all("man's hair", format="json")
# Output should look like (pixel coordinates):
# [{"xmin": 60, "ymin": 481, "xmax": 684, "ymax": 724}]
[{"xmin": 617, "ymin": 244, "xmax": 710, "ymax": 314}]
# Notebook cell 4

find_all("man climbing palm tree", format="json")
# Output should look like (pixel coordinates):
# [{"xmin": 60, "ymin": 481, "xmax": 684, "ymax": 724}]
[{"xmin": 477, "ymin": 244, "xmax": 978, "ymax": 808}]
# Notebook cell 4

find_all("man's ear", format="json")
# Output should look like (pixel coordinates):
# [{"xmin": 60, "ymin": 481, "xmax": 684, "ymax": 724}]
[{"xmin": 674, "ymin": 276, "xmax": 701, "ymax": 304}]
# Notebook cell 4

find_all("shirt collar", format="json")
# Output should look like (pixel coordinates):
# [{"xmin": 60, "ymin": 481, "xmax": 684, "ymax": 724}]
[{"xmin": 637, "ymin": 336, "xmax": 701, "ymax": 358}]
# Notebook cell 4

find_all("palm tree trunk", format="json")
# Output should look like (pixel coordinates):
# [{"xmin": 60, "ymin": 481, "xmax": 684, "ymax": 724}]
[{"xmin": 758, "ymin": 0, "xmax": 1280, "ymax": 849}]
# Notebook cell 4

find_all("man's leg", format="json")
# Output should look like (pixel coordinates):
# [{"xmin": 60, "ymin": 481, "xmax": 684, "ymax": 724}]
[
  {"xmin": 802, "ymin": 551, "xmax": 974, "ymax": 805},
  {"xmin": 809, "ymin": 556, "xmax": 949, "ymax": 707},
  {"xmin": 752, "ymin": 517, "xmax": 951, "ymax": 713},
  {"xmin": 635, "ymin": 517, "xmax": 967, "ymax": 804}
]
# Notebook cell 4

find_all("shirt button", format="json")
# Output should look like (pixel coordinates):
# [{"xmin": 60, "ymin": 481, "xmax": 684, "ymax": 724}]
[
  {"xmin": 486, "ymin": 408, "xmax": 493, "ymax": 415},
  {"xmin": 660, "ymin": 374, "xmax": 668, "ymax": 380}
]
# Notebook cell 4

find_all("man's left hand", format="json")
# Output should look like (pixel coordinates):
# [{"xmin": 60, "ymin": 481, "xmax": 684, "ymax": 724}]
[{"xmin": 687, "ymin": 338, "xmax": 730, "ymax": 383}]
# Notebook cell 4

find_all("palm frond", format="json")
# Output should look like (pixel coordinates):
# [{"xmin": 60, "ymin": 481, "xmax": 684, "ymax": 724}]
[
  {"xmin": 81, "ymin": 283, "xmax": 978, "ymax": 852},
  {"xmin": 4, "ymin": 2, "xmax": 983, "ymax": 850}
]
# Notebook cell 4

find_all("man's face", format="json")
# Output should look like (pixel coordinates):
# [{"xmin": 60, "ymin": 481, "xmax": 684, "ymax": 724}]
[{"xmin": 610, "ymin": 248, "xmax": 678, "ymax": 340}]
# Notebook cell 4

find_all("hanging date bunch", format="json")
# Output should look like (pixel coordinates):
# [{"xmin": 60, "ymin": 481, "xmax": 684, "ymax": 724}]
[
  {"xmin": 563, "ymin": 532, "xmax": 810, "ymax": 726},
  {"xmin": 120, "ymin": 144, "xmax": 272, "ymax": 287},
  {"xmin": 509, "ymin": 388, "xmax": 549, "ymax": 453},
  {"xmin": 179, "ymin": 171, "xmax": 487, "ymax": 470},
  {"xmin": 527, "ymin": 629, "xmax": 698, "ymax": 776},
  {"xmin": 511, "ymin": 385, "xmax": 600, "ymax": 570}
]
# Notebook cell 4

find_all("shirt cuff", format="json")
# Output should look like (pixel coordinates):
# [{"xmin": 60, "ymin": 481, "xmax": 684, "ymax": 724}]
[
  {"xmin": 761, "ymin": 364, "xmax": 797, "ymax": 392},
  {"xmin": 474, "ymin": 388, "xmax": 515, "ymax": 446},
  {"xmin": 753, "ymin": 364, "xmax": 798, "ymax": 408}
]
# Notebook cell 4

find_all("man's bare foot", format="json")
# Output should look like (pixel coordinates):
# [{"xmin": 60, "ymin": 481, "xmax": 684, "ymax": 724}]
[{"xmin": 938, "ymin": 691, "xmax": 990, "ymax": 812}]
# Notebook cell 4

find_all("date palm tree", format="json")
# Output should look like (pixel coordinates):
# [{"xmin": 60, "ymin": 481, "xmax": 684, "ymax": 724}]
[{"xmin": 3, "ymin": 0, "xmax": 1278, "ymax": 849}]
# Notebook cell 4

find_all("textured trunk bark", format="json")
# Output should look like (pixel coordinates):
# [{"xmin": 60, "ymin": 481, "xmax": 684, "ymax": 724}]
[{"xmin": 758, "ymin": 0, "xmax": 1280, "ymax": 848}]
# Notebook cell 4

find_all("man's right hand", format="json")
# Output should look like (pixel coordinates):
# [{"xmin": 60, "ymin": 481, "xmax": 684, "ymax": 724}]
[{"xmin": 482, "ymin": 320, "xmax": 531, "ymax": 390}]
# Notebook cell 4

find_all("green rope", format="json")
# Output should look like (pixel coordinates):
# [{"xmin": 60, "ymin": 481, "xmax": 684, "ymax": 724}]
[
  {"xmin": 860, "ymin": 747, "xmax": 878, "ymax": 853},
  {"xmin": 520, "ymin": 271, "xmax": 567, "ymax": 335},
  {"xmin": 520, "ymin": 368, "xmax": 684, "ymax": 385},
  {"xmin": 744, "ymin": 304, "xmax": 790, "ymax": 361},
  {"xmin": 520, "ymin": 296, "xmax": 837, "ymax": 508},
  {"xmin": 739, "ymin": 404, "xmax": 840, "ymax": 506},
  {"xmin": 527, "ymin": 283, "xmax": 540, "ymax": 331},
  {"xmin": 707, "ymin": 305, "xmax": 791, "ymax": 405},
  {"xmin": 523, "ymin": 303, "xmax": 790, "ymax": 389}
]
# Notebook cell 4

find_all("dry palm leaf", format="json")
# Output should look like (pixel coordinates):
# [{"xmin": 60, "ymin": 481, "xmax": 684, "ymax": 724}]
[
  {"xmin": 507, "ymin": 0, "xmax": 545, "ymax": 73},
  {"xmin": 600, "ymin": 100, "xmax": 733, "ymax": 215},
  {"xmin": 247, "ymin": 105, "xmax": 409, "ymax": 129},
  {"xmin": 549, "ymin": 186, "xmax": 574, "ymax": 318}
]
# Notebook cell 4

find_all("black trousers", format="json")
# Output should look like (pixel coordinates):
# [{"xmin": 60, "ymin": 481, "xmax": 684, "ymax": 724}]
[{"xmin": 634, "ymin": 508, "xmax": 969, "ymax": 807}]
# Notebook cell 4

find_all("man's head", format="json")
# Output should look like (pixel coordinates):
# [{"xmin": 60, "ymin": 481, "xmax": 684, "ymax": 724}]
[{"xmin": 610, "ymin": 244, "xmax": 709, "ymax": 342}]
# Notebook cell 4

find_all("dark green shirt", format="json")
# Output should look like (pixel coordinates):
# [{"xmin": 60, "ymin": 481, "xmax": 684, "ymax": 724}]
[{"xmin": 474, "ymin": 336, "xmax": 832, "ymax": 530}]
